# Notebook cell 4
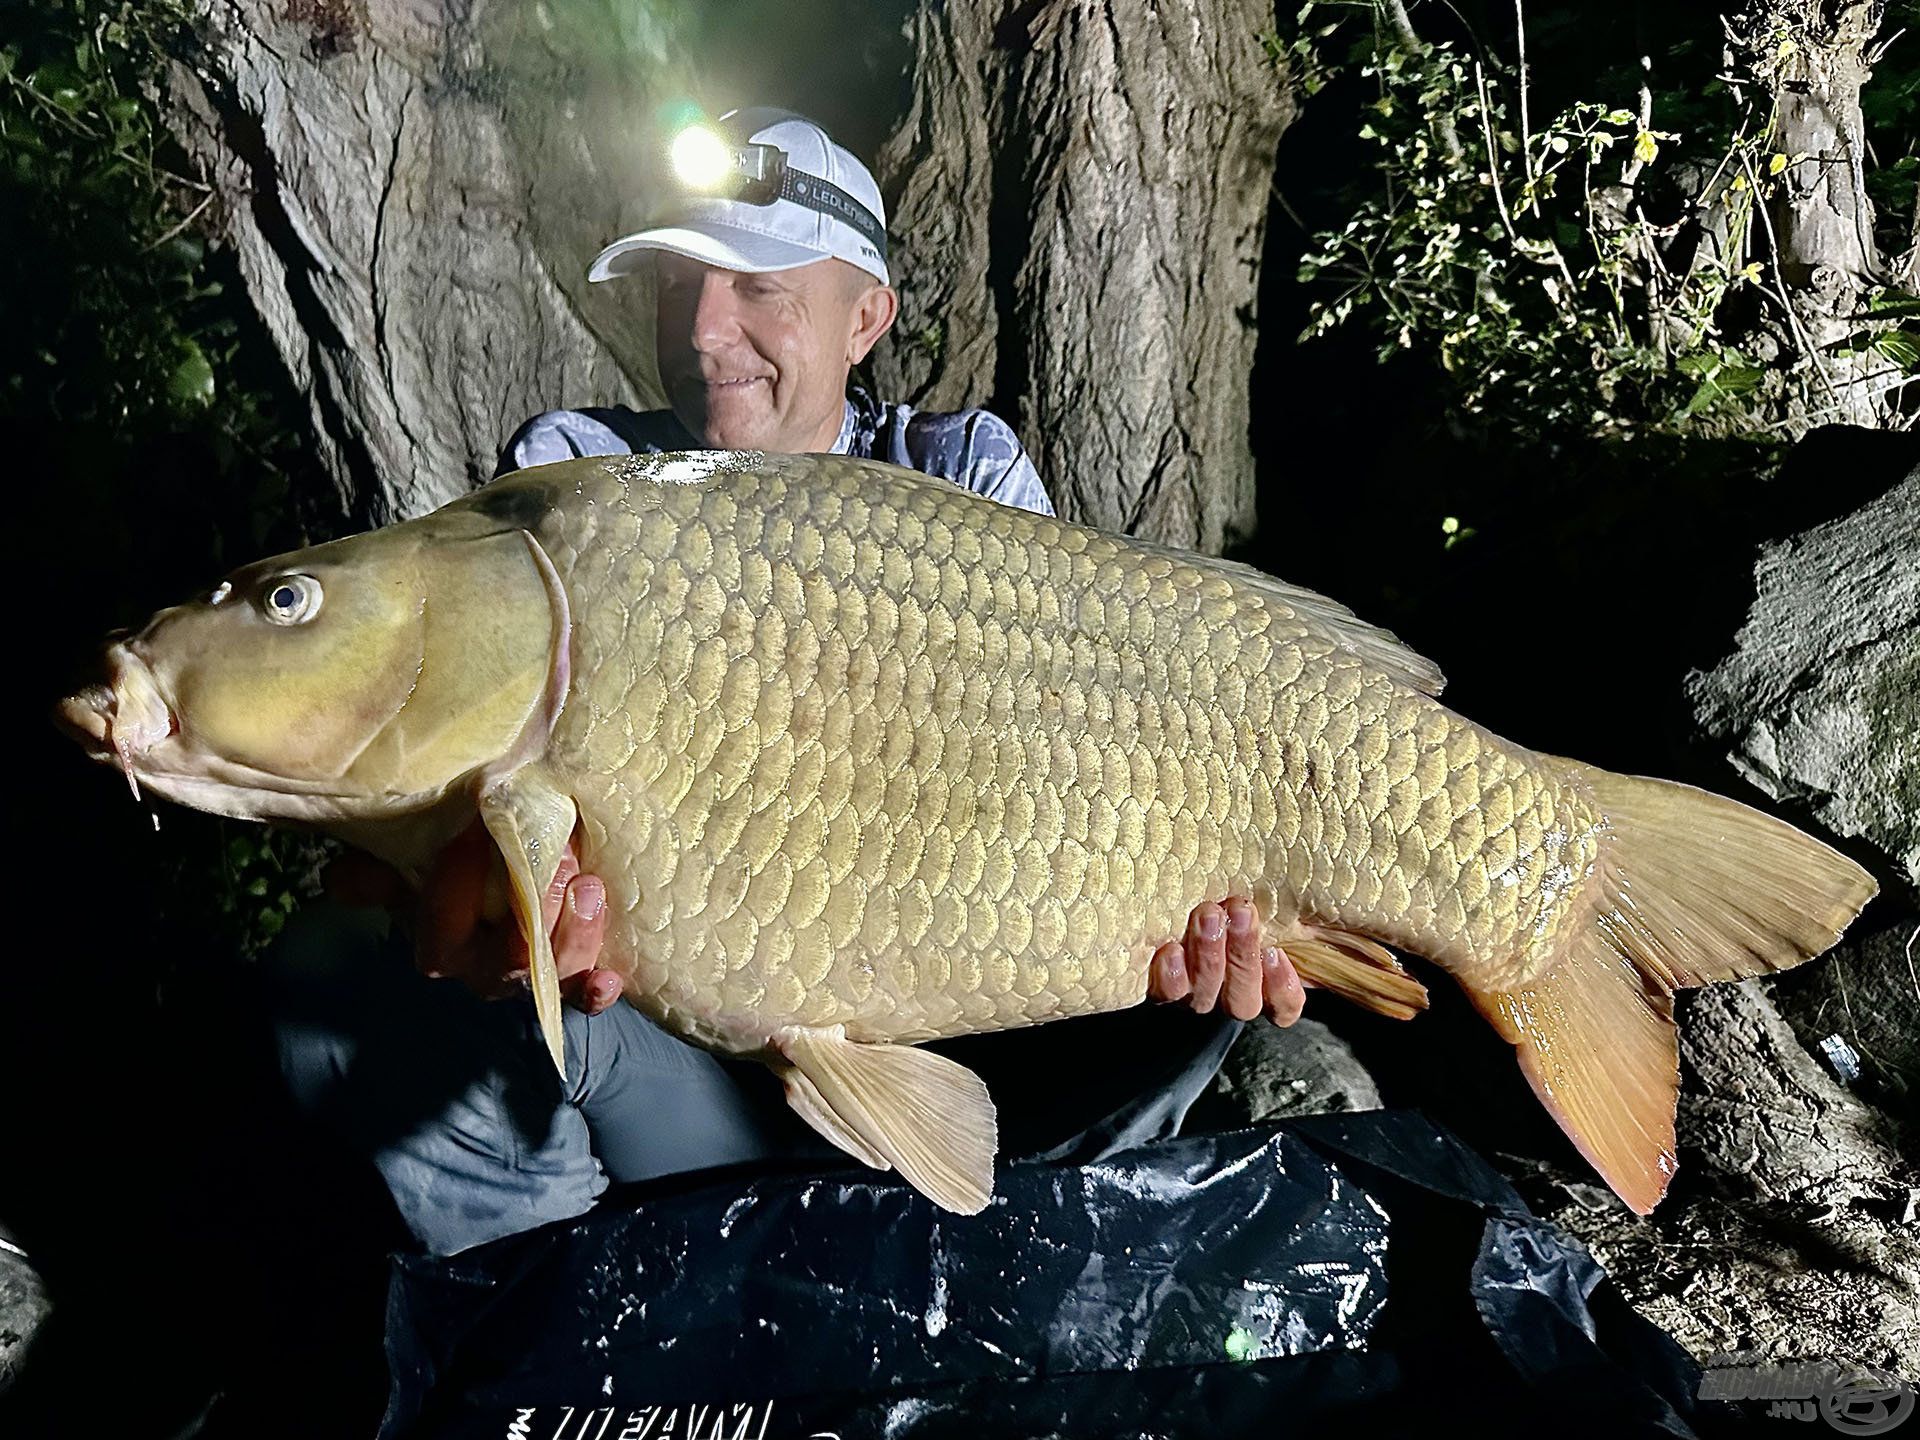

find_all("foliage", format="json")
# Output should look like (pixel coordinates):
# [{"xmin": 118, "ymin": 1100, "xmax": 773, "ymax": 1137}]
[
  {"xmin": 5, "ymin": 0, "xmax": 334, "ymax": 959},
  {"xmin": 1281, "ymin": 0, "xmax": 1916, "ymax": 443},
  {"xmin": 0, "ymin": 0, "xmax": 321, "ymax": 556}
]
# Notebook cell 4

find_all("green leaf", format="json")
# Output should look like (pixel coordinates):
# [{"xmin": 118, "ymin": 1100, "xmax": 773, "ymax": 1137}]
[
  {"xmin": 1633, "ymin": 131, "xmax": 1659, "ymax": 165},
  {"xmin": 168, "ymin": 343, "xmax": 216, "ymax": 406},
  {"xmin": 1872, "ymin": 330, "xmax": 1920, "ymax": 372}
]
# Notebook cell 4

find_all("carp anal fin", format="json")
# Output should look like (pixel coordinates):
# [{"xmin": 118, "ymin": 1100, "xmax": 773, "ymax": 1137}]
[
  {"xmin": 776, "ymin": 1062, "xmax": 891, "ymax": 1171},
  {"xmin": 478, "ymin": 767, "xmax": 579, "ymax": 1080},
  {"xmin": 773, "ymin": 1026, "xmax": 998, "ymax": 1215},
  {"xmin": 1282, "ymin": 928, "xmax": 1429, "ymax": 1021}
]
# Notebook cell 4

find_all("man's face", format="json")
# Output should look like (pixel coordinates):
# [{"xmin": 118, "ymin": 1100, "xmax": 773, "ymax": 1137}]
[{"xmin": 654, "ymin": 254, "xmax": 896, "ymax": 453}]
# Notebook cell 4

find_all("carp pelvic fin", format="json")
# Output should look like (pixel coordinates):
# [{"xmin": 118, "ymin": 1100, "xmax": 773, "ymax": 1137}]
[
  {"xmin": 478, "ymin": 766, "xmax": 580, "ymax": 1080},
  {"xmin": 773, "ymin": 1027, "xmax": 999, "ymax": 1215},
  {"xmin": 1464, "ymin": 761, "xmax": 1879, "ymax": 1216}
]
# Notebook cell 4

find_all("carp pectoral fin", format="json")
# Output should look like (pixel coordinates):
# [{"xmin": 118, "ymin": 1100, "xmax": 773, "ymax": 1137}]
[
  {"xmin": 773, "ymin": 1026, "xmax": 999, "ymax": 1215},
  {"xmin": 477, "ymin": 767, "xmax": 579, "ymax": 1080},
  {"xmin": 1283, "ymin": 929, "xmax": 1429, "ymax": 1020}
]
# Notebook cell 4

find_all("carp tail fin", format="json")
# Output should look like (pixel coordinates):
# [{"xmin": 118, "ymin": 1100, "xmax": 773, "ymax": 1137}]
[
  {"xmin": 1462, "ymin": 762, "xmax": 1877, "ymax": 1215},
  {"xmin": 1550, "ymin": 763, "xmax": 1878, "ymax": 990}
]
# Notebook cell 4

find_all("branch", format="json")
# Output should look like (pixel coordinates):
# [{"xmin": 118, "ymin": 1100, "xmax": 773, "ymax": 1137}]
[
  {"xmin": 1741, "ymin": 150, "xmax": 1847, "ymax": 417},
  {"xmin": 1903, "ymin": 182, "xmax": 1920, "ymax": 292},
  {"xmin": 1513, "ymin": 0, "xmax": 1532, "ymax": 183},
  {"xmin": 1618, "ymin": 58, "xmax": 1655, "ymax": 187},
  {"xmin": 1383, "ymin": 0, "xmax": 1464, "ymax": 163}
]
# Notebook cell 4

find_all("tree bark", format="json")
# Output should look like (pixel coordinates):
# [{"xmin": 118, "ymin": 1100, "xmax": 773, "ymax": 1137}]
[
  {"xmin": 1733, "ymin": 0, "xmax": 1901, "ymax": 429},
  {"xmin": 165, "ymin": 0, "xmax": 679, "ymax": 527},
  {"xmin": 870, "ymin": 0, "xmax": 1297, "ymax": 552}
]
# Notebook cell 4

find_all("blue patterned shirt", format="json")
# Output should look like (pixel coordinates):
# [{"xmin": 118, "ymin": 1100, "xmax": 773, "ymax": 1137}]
[{"xmin": 501, "ymin": 389, "xmax": 1055, "ymax": 517}]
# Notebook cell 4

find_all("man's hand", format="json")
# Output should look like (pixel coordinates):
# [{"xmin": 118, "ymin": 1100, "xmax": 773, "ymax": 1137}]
[
  {"xmin": 1148, "ymin": 898, "xmax": 1308, "ymax": 1026},
  {"xmin": 326, "ymin": 820, "xmax": 625, "ymax": 1016}
]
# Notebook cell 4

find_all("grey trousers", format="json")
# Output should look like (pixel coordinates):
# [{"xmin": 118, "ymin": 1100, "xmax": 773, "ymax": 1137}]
[{"xmin": 265, "ymin": 902, "xmax": 1242, "ymax": 1256}]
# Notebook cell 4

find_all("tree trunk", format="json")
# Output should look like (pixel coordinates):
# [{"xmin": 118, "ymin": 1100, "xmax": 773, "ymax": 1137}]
[
  {"xmin": 165, "ymin": 0, "xmax": 681, "ymax": 527},
  {"xmin": 1733, "ymin": 0, "xmax": 1901, "ymax": 429},
  {"xmin": 870, "ymin": 0, "xmax": 1298, "ymax": 552},
  {"xmin": 166, "ymin": 0, "xmax": 1295, "ymax": 551}
]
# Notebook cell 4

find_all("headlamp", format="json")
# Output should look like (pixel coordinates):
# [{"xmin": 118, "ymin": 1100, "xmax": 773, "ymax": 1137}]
[
  {"xmin": 667, "ymin": 126, "xmax": 735, "ymax": 191},
  {"xmin": 666, "ymin": 122, "xmax": 888, "ymax": 265}
]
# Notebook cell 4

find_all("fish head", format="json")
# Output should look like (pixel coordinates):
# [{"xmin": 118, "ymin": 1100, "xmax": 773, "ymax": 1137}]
[{"xmin": 57, "ymin": 517, "xmax": 564, "ymax": 825}]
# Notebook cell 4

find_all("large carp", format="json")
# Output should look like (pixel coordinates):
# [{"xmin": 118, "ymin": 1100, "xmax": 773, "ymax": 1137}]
[{"xmin": 59, "ymin": 451, "xmax": 1875, "ymax": 1215}]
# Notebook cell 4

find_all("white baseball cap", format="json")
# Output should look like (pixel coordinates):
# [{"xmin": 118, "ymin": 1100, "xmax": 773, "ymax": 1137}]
[{"xmin": 588, "ymin": 109, "xmax": 891, "ymax": 286}]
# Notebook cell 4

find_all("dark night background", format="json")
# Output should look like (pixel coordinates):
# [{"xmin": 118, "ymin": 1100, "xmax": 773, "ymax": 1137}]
[{"xmin": 3, "ymin": 0, "xmax": 1913, "ymax": 1433}]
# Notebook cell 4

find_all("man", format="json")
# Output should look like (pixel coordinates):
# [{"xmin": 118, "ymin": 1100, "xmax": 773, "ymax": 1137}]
[
  {"xmin": 502, "ymin": 110, "xmax": 1051, "ymax": 514},
  {"xmin": 276, "ymin": 109, "xmax": 1305, "ymax": 1259}
]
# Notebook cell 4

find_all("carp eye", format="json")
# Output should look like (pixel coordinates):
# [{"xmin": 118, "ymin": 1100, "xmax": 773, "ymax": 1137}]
[{"xmin": 260, "ymin": 574, "xmax": 323, "ymax": 626}]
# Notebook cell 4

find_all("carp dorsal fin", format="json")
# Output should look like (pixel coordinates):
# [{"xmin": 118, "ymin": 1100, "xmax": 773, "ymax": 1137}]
[
  {"xmin": 1123, "ymin": 537, "xmax": 1446, "ymax": 697},
  {"xmin": 477, "ymin": 766, "xmax": 579, "ymax": 1079},
  {"xmin": 773, "ymin": 1026, "xmax": 999, "ymax": 1214}
]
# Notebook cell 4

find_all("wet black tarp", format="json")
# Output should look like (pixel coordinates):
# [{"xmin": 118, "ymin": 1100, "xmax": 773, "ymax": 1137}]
[{"xmin": 381, "ymin": 1110, "xmax": 1736, "ymax": 1440}]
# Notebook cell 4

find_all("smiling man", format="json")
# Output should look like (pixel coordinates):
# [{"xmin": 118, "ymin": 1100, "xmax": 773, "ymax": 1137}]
[{"xmin": 502, "ymin": 110, "xmax": 1051, "ymax": 515}]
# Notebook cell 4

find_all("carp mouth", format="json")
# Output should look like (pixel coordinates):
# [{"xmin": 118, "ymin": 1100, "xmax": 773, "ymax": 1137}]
[{"xmin": 55, "ymin": 643, "xmax": 178, "ymax": 801}]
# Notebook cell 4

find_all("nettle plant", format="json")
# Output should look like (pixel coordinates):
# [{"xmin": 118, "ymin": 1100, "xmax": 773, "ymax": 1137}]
[{"xmin": 1284, "ymin": 2, "xmax": 1813, "ymax": 440}]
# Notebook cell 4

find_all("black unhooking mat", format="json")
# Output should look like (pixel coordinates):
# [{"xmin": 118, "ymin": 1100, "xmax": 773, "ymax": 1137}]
[{"xmin": 380, "ymin": 1110, "xmax": 1741, "ymax": 1440}]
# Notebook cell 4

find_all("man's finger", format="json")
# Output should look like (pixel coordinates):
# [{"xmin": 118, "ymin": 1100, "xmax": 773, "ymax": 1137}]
[
  {"xmin": 1185, "ymin": 902, "xmax": 1226, "ymax": 1014},
  {"xmin": 1264, "ymin": 946, "xmax": 1307, "ymax": 1028},
  {"xmin": 1148, "ymin": 941, "xmax": 1190, "ymax": 1002},
  {"xmin": 541, "ymin": 848, "xmax": 584, "ymax": 934},
  {"xmin": 559, "ymin": 968, "xmax": 625, "ymax": 1016},
  {"xmin": 551, "ymin": 873, "xmax": 608, "ymax": 991},
  {"xmin": 1220, "ymin": 896, "xmax": 1263, "ymax": 1021}
]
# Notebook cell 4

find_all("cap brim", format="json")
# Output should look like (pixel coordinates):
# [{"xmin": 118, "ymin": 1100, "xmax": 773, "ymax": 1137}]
[{"xmin": 587, "ymin": 224, "xmax": 827, "ymax": 283}]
